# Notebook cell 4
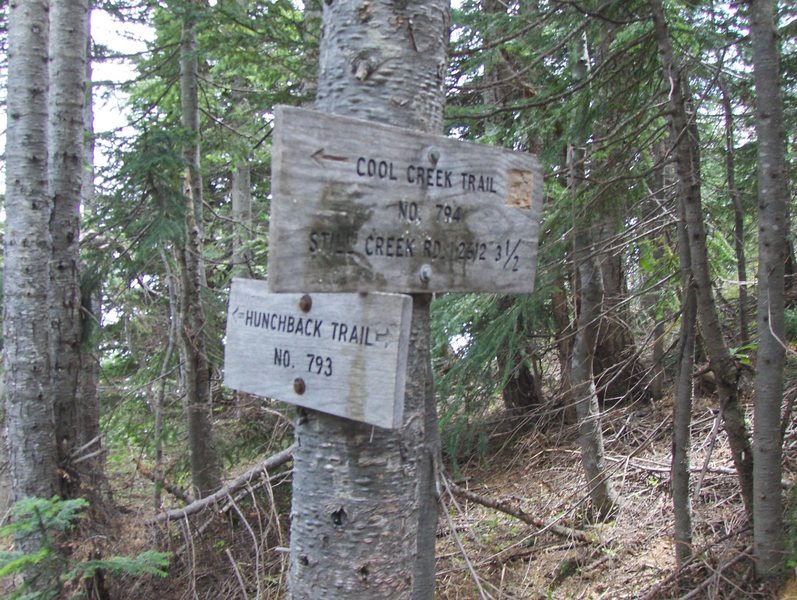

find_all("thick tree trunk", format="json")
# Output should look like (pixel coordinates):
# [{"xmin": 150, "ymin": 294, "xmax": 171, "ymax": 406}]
[
  {"xmin": 179, "ymin": 5, "xmax": 222, "ymax": 498},
  {"xmin": 649, "ymin": 0, "xmax": 753, "ymax": 517},
  {"xmin": 749, "ymin": 0, "xmax": 788, "ymax": 579},
  {"xmin": 48, "ymin": 0, "xmax": 91, "ymax": 498},
  {"xmin": 5, "ymin": 0, "xmax": 58, "ymax": 545},
  {"xmin": 288, "ymin": 2, "xmax": 448, "ymax": 598}
]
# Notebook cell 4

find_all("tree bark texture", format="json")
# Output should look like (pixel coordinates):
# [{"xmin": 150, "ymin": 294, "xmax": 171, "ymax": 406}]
[
  {"xmin": 179, "ymin": 5, "xmax": 222, "ymax": 498},
  {"xmin": 288, "ymin": 2, "xmax": 449, "ymax": 598},
  {"xmin": 672, "ymin": 207, "xmax": 696, "ymax": 567},
  {"xmin": 649, "ymin": 0, "xmax": 754, "ymax": 517},
  {"xmin": 48, "ymin": 0, "xmax": 92, "ymax": 498},
  {"xmin": 749, "ymin": 0, "xmax": 788, "ymax": 579},
  {"xmin": 571, "ymin": 230, "xmax": 619, "ymax": 519},
  {"xmin": 77, "ymin": 18, "xmax": 106, "ymax": 494},
  {"xmin": 567, "ymin": 34, "xmax": 618, "ymax": 520},
  {"xmin": 4, "ymin": 0, "xmax": 59, "ymax": 513},
  {"xmin": 593, "ymin": 209, "xmax": 651, "ymax": 406}
]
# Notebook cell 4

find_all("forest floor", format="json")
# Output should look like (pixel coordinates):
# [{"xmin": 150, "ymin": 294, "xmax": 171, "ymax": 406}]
[
  {"xmin": 27, "ymin": 386, "xmax": 796, "ymax": 599},
  {"xmin": 434, "ymin": 392, "xmax": 797, "ymax": 599}
]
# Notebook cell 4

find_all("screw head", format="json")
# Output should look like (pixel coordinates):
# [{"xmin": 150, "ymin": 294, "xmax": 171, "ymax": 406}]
[
  {"xmin": 299, "ymin": 294, "xmax": 312, "ymax": 313},
  {"xmin": 419, "ymin": 264, "xmax": 433, "ymax": 283},
  {"xmin": 293, "ymin": 378, "xmax": 306, "ymax": 395}
]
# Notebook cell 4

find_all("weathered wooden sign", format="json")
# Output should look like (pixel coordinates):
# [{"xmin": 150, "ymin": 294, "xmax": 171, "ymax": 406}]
[
  {"xmin": 268, "ymin": 105, "xmax": 543, "ymax": 294},
  {"xmin": 224, "ymin": 278, "xmax": 412, "ymax": 429}
]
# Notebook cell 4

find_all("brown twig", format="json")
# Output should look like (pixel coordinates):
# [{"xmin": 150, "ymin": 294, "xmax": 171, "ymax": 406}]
[
  {"xmin": 135, "ymin": 459, "xmax": 195, "ymax": 505},
  {"xmin": 444, "ymin": 476, "xmax": 595, "ymax": 544}
]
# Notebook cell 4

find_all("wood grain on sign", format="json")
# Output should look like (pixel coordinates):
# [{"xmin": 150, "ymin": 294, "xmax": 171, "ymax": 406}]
[
  {"xmin": 223, "ymin": 278, "xmax": 412, "ymax": 429},
  {"xmin": 269, "ymin": 105, "xmax": 543, "ymax": 294}
]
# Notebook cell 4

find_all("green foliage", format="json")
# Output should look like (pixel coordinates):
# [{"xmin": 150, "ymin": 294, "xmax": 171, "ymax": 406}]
[
  {"xmin": 0, "ymin": 497, "xmax": 169, "ymax": 600},
  {"xmin": 785, "ymin": 308, "xmax": 797, "ymax": 342}
]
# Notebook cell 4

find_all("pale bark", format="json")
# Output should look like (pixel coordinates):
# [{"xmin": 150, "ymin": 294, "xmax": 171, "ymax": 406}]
[
  {"xmin": 288, "ymin": 2, "xmax": 449, "ymax": 598},
  {"xmin": 749, "ymin": 0, "xmax": 788, "ymax": 579},
  {"xmin": 179, "ymin": 4, "xmax": 222, "ymax": 498},
  {"xmin": 649, "ymin": 0, "xmax": 753, "ymax": 517},
  {"xmin": 5, "ymin": 0, "xmax": 58, "ymax": 551},
  {"xmin": 48, "ymin": 0, "xmax": 92, "ymax": 498}
]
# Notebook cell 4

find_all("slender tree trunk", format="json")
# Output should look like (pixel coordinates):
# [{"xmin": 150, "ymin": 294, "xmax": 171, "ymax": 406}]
[
  {"xmin": 155, "ymin": 250, "xmax": 180, "ymax": 510},
  {"xmin": 749, "ymin": 0, "xmax": 788, "ymax": 579},
  {"xmin": 179, "ymin": 3, "xmax": 222, "ymax": 498},
  {"xmin": 230, "ymin": 0, "xmax": 254, "ymax": 280},
  {"xmin": 48, "ymin": 0, "xmax": 91, "ymax": 499},
  {"xmin": 5, "ymin": 0, "xmax": 58, "ymax": 543},
  {"xmin": 288, "ymin": 2, "xmax": 448, "ymax": 598},
  {"xmin": 77, "ymin": 15, "xmax": 106, "ymax": 495},
  {"xmin": 571, "ymin": 228, "xmax": 619, "ymax": 519},
  {"xmin": 672, "ymin": 202, "xmax": 696, "ymax": 567},
  {"xmin": 552, "ymin": 285, "xmax": 576, "ymax": 419},
  {"xmin": 567, "ymin": 34, "xmax": 618, "ymax": 520},
  {"xmin": 649, "ymin": 0, "xmax": 754, "ymax": 517},
  {"xmin": 719, "ymin": 79, "xmax": 749, "ymax": 345},
  {"xmin": 593, "ymin": 207, "xmax": 651, "ymax": 405}
]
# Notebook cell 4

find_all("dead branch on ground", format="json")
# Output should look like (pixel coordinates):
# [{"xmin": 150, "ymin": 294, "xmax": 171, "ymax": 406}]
[
  {"xmin": 444, "ymin": 475, "xmax": 595, "ymax": 544},
  {"xmin": 149, "ymin": 445, "xmax": 294, "ymax": 524}
]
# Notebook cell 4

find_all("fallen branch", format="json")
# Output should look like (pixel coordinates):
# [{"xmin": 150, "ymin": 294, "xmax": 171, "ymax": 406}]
[
  {"xmin": 444, "ymin": 477, "xmax": 595, "ymax": 544},
  {"xmin": 149, "ymin": 444, "xmax": 295, "ymax": 524},
  {"xmin": 135, "ymin": 459, "xmax": 195, "ymax": 505}
]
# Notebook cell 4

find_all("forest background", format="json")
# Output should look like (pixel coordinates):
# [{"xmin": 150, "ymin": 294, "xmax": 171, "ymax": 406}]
[{"xmin": 1, "ymin": 0, "xmax": 796, "ymax": 598}]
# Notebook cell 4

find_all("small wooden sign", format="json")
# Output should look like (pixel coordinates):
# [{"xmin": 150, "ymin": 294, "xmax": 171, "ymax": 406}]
[
  {"xmin": 269, "ymin": 105, "xmax": 543, "ymax": 294},
  {"xmin": 223, "ymin": 278, "xmax": 412, "ymax": 429}
]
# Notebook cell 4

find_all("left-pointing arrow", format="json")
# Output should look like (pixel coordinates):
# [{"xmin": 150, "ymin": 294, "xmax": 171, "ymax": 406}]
[{"xmin": 311, "ymin": 148, "xmax": 348, "ymax": 166}]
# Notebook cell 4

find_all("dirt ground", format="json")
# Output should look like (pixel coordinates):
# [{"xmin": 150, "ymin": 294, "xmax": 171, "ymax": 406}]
[{"xmin": 434, "ymin": 394, "xmax": 796, "ymax": 599}]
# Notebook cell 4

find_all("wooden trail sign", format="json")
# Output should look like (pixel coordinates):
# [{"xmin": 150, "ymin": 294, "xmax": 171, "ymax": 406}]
[
  {"xmin": 223, "ymin": 278, "xmax": 412, "ymax": 429},
  {"xmin": 269, "ymin": 105, "xmax": 543, "ymax": 294}
]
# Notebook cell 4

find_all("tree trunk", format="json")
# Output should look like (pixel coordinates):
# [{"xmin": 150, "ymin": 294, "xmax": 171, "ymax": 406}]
[
  {"xmin": 649, "ymin": 0, "xmax": 754, "ymax": 517},
  {"xmin": 593, "ymin": 209, "xmax": 651, "ymax": 406},
  {"xmin": 5, "ymin": 0, "xmax": 58, "ymax": 545},
  {"xmin": 230, "ymin": 0, "xmax": 254, "ymax": 280},
  {"xmin": 571, "ymin": 230, "xmax": 619, "ymax": 519},
  {"xmin": 496, "ymin": 297, "xmax": 543, "ymax": 412},
  {"xmin": 719, "ymin": 78, "xmax": 749, "ymax": 345},
  {"xmin": 749, "ymin": 0, "xmax": 788, "ymax": 579},
  {"xmin": 77, "ymin": 15, "xmax": 106, "ymax": 496},
  {"xmin": 552, "ymin": 285, "xmax": 576, "ymax": 420},
  {"xmin": 178, "ymin": 3, "xmax": 222, "ymax": 498},
  {"xmin": 672, "ymin": 200, "xmax": 696, "ymax": 567},
  {"xmin": 288, "ymin": 2, "xmax": 448, "ymax": 598},
  {"xmin": 48, "ymin": 0, "xmax": 91, "ymax": 499}
]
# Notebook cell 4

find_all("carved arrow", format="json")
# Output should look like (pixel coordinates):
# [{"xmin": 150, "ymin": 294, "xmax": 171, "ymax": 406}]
[{"xmin": 311, "ymin": 148, "xmax": 349, "ymax": 166}]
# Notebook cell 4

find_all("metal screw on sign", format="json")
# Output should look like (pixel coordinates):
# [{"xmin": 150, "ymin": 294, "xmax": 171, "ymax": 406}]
[
  {"xmin": 293, "ymin": 378, "xmax": 306, "ymax": 395},
  {"xmin": 419, "ymin": 264, "xmax": 433, "ymax": 283},
  {"xmin": 299, "ymin": 294, "xmax": 312, "ymax": 313}
]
